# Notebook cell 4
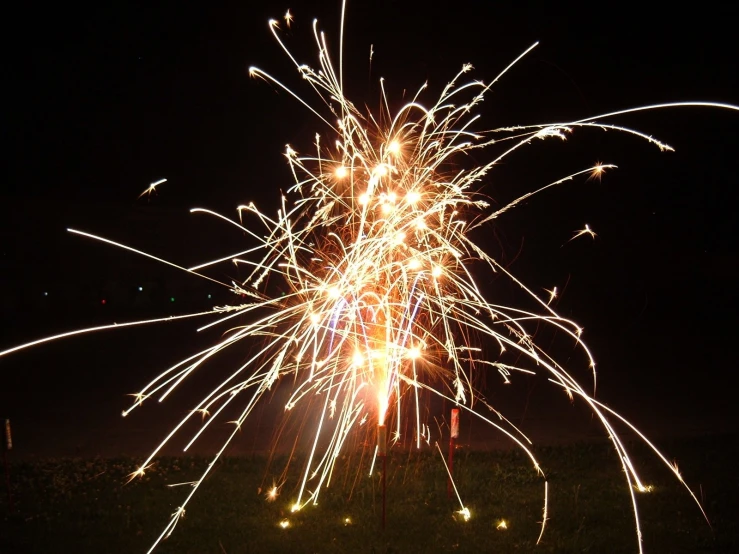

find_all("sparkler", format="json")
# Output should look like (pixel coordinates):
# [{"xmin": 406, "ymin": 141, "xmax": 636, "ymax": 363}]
[{"xmin": 1, "ymin": 2, "xmax": 737, "ymax": 552}]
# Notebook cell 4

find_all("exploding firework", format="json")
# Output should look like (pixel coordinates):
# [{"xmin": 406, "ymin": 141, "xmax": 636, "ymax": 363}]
[{"xmin": 1, "ymin": 3, "xmax": 737, "ymax": 553}]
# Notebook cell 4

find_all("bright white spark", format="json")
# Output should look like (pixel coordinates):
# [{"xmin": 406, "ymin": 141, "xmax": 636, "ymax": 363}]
[{"xmin": 138, "ymin": 178, "xmax": 167, "ymax": 199}]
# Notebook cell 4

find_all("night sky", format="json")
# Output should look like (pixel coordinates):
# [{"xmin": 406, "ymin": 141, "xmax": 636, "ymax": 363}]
[{"xmin": 1, "ymin": 1, "xmax": 737, "ymax": 458}]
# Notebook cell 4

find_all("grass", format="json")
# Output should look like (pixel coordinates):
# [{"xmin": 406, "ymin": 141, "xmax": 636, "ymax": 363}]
[{"xmin": 1, "ymin": 434, "xmax": 737, "ymax": 553}]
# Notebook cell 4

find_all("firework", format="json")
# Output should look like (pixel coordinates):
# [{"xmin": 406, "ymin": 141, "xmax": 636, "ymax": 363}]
[{"xmin": 1, "ymin": 3, "xmax": 737, "ymax": 553}]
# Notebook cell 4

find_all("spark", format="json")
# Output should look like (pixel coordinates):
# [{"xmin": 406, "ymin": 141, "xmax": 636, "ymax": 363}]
[
  {"xmin": 544, "ymin": 286, "xmax": 558, "ymax": 305},
  {"xmin": 125, "ymin": 463, "xmax": 155, "ymax": 484},
  {"xmin": 167, "ymin": 481, "xmax": 198, "ymax": 488},
  {"xmin": 570, "ymin": 224, "xmax": 597, "ymax": 241},
  {"xmin": 137, "ymin": 178, "xmax": 167, "ymax": 199},
  {"xmin": 406, "ymin": 190, "xmax": 421, "ymax": 204},
  {"xmin": 436, "ymin": 442, "xmax": 469, "ymax": 521},
  {"xmin": 536, "ymin": 480, "xmax": 549, "ymax": 544},
  {"xmin": 284, "ymin": 9, "xmax": 293, "ymax": 28},
  {"xmin": 587, "ymin": 162, "xmax": 609, "ymax": 182},
  {"xmin": 127, "ymin": 392, "xmax": 149, "ymax": 408}
]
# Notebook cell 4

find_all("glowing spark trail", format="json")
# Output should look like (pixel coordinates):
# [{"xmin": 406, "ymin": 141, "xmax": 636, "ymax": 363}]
[
  {"xmin": 436, "ymin": 441, "xmax": 469, "ymax": 521},
  {"xmin": 1, "ymin": 3, "xmax": 738, "ymax": 553},
  {"xmin": 138, "ymin": 178, "xmax": 167, "ymax": 199},
  {"xmin": 570, "ymin": 223, "xmax": 597, "ymax": 241}
]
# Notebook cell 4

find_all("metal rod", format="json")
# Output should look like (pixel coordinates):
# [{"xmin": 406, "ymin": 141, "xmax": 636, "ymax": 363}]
[
  {"xmin": 2, "ymin": 419, "xmax": 12, "ymax": 512},
  {"xmin": 382, "ymin": 453, "xmax": 386, "ymax": 530},
  {"xmin": 378, "ymin": 423, "xmax": 387, "ymax": 530},
  {"xmin": 447, "ymin": 436, "xmax": 455, "ymax": 498},
  {"xmin": 2, "ymin": 450, "xmax": 12, "ymax": 512}
]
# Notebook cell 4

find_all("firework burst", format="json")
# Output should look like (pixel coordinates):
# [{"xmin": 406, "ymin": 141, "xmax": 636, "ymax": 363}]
[{"xmin": 1, "ymin": 3, "xmax": 737, "ymax": 553}]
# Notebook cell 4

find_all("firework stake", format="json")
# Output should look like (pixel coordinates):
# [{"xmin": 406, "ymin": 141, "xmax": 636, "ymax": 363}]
[
  {"xmin": 2, "ymin": 419, "xmax": 12, "ymax": 512},
  {"xmin": 377, "ymin": 423, "xmax": 387, "ymax": 530},
  {"xmin": 448, "ymin": 408, "xmax": 459, "ymax": 499}
]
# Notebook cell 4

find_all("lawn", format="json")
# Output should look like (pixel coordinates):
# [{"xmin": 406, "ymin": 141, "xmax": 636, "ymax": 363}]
[{"xmin": 1, "ymin": 434, "xmax": 737, "ymax": 553}]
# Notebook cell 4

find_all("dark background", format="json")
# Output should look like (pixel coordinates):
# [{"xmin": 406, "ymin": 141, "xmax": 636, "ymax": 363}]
[{"xmin": 1, "ymin": 0, "xmax": 737, "ymax": 458}]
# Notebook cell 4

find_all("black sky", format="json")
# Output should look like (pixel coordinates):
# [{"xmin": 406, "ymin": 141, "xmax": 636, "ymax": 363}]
[{"xmin": 1, "ymin": 1, "xmax": 737, "ymax": 452}]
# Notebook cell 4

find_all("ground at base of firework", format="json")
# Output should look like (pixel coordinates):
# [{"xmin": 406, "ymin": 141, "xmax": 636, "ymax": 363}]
[{"xmin": 1, "ymin": 434, "xmax": 736, "ymax": 553}]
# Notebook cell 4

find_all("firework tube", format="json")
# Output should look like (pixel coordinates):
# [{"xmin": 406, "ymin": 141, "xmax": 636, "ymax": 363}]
[
  {"xmin": 448, "ymin": 408, "xmax": 459, "ymax": 498},
  {"xmin": 377, "ymin": 424, "xmax": 387, "ymax": 456},
  {"xmin": 3, "ymin": 420, "xmax": 11, "ymax": 451}
]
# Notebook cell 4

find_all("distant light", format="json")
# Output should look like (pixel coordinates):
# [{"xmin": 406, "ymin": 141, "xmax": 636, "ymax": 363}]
[
  {"xmin": 170, "ymin": 297, "xmax": 175, "ymax": 302},
  {"xmin": 43, "ymin": 291, "xmax": 48, "ymax": 297},
  {"xmin": 138, "ymin": 286, "xmax": 143, "ymax": 292},
  {"xmin": 207, "ymin": 294, "xmax": 212, "ymax": 299},
  {"xmin": 101, "ymin": 299, "xmax": 107, "ymax": 305}
]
